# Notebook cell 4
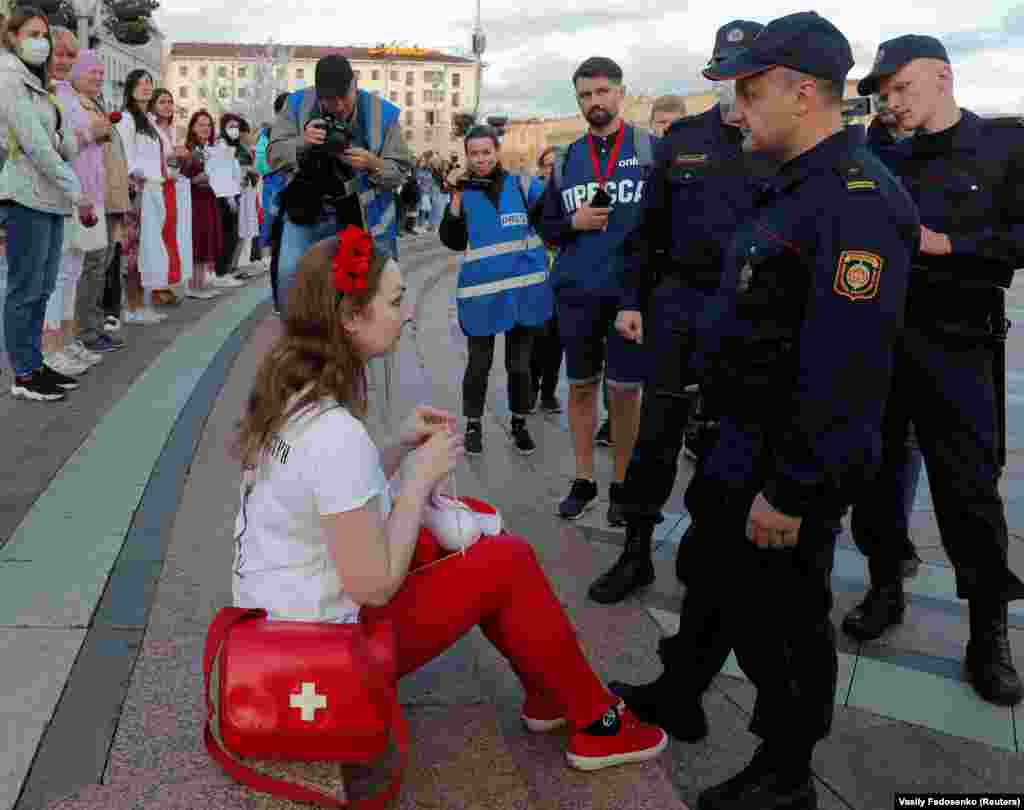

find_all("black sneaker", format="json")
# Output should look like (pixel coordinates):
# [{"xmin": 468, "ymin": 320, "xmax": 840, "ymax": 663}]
[
  {"xmin": 607, "ymin": 482, "xmax": 626, "ymax": 527},
  {"xmin": 83, "ymin": 334, "xmax": 124, "ymax": 352},
  {"xmin": 11, "ymin": 370, "xmax": 66, "ymax": 401},
  {"xmin": 40, "ymin": 363, "xmax": 80, "ymax": 390},
  {"xmin": 465, "ymin": 420, "xmax": 483, "ymax": 455},
  {"xmin": 595, "ymin": 420, "xmax": 613, "ymax": 447},
  {"xmin": 539, "ymin": 395, "xmax": 562, "ymax": 414},
  {"xmin": 559, "ymin": 478, "xmax": 598, "ymax": 519},
  {"xmin": 510, "ymin": 417, "xmax": 536, "ymax": 456}
]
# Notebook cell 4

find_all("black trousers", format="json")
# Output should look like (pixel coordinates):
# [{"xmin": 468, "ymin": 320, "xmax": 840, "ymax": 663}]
[
  {"xmin": 850, "ymin": 324, "xmax": 1024, "ymax": 601},
  {"xmin": 268, "ymin": 213, "xmax": 286, "ymax": 311},
  {"xmin": 685, "ymin": 464, "xmax": 839, "ymax": 747},
  {"xmin": 620, "ymin": 279, "xmax": 710, "ymax": 522},
  {"xmin": 463, "ymin": 325, "xmax": 534, "ymax": 419},
  {"xmin": 216, "ymin": 198, "xmax": 240, "ymax": 277},
  {"xmin": 529, "ymin": 313, "xmax": 562, "ymax": 400},
  {"xmin": 102, "ymin": 241, "xmax": 122, "ymax": 318}
]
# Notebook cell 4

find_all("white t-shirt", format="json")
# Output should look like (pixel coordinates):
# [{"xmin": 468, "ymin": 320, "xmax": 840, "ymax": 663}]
[{"xmin": 232, "ymin": 398, "xmax": 392, "ymax": 623}]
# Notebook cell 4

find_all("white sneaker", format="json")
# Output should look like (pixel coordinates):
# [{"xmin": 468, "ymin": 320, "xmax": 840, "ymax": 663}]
[
  {"xmin": 202, "ymin": 285, "xmax": 223, "ymax": 297},
  {"xmin": 44, "ymin": 350, "xmax": 88, "ymax": 376},
  {"xmin": 125, "ymin": 308, "xmax": 165, "ymax": 324},
  {"xmin": 66, "ymin": 341, "xmax": 103, "ymax": 367},
  {"xmin": 422, "ymin": 492, "xmax": 482, "ymax": 552},
  {"xmin": 213, "ymin": 275, "xmax": 244, "ymax": 288},
  {"xmin": 104, "ymin": 315, "xmax": 121, "ymax": 332},
  {"xmin": 186, "ymin": 288, "xmax": 218, "ymax": 299}
]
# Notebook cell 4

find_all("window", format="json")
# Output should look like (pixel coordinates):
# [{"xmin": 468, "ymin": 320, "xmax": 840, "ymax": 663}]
[
  {"xmin": 452, "ymin": 72, "xmax": 461, "ymax": 88},
  {"xmin": 425, "ymin": 110, "xmax": 435, "ymax": 125},
  {"xmin": 296, "ymin": 68, "xmax": 305, "ymax": 79},
  {"xmin": 390, "ymin": 91, "xmax": 398, "ymax": 102},
  {"xmin": 452, "ymin": 92, "xmax": 461, "ymax": 107},
  {"xmin": 406, "ymin": 91, "xmax": 414, "ymax": 107},
  {"xmin": 354, "ymin": 70, "xmax": 361, "ymax": 79},
  {"xmin": 199, "ymin": 66, "xmax": 208, "ymax": 78},
  {"xmin": 218, "ymin": 87, "xmax": 228, "ymax": 98},
  {"xmin": 372, "ymin": 70, "xmax": 380, "ymax": 80},
  {"xmin": 405, "ymin": 110, "xmax": 413, "ymax": 125},
  {"xmin": 179, "ymin": 86, "xmax": 188, "ymax": 99},
  {"xmin": 390, "ymin": 70, "xmax": 399, "ymax": 81},
  {"xmin": 424, "ymin": 129, "xmax": 433, "ymax": 141},
  {"xmin": 424, "ymin": 70, "xmax": 443, "ymax": 84},
  {"xmin": 198, "ymin": 86, "xmax": 207, "ymax": 98},
  {"xmin": 217, "ymin": 66, "xmax": 227, "ymax": 78},
  {"xmin": 406, "ymin": 71, "xmax": 414, "ymax": 86},
  {"xmin": 177, "ymin": 108, "xmax": 188, "ymax": 121},
  {"xmin": 275, "ymin": 67, "xmax": 285, "ymax": 80},
  {"xmin": 405, "ymin": 129, "xmax": 414, "ymax": 142},
  {"xmin": 237, "ymin": 66, "xmax": 247, "ymax": 78},
  {"xmin": 178, "ymin": 65, "xmax": 188, "ymax": 77},
  {"xmin": 238, "ymin": 87, "xmax": 247, "ymax": 98}
]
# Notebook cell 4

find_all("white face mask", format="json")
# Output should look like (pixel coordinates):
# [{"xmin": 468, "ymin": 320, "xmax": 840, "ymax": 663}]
[
  {"xmin": 19, "ymin": 38, "xmax": 50, "ymax": 67},
  {"xmin": 225, "ymin": 126, "xmax": 240, "ymax": 140}
]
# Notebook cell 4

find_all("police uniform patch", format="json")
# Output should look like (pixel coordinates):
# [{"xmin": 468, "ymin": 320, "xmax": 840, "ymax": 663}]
[
  {"xmin": 834, "ymin": 251, "xmax": 883, "ymax": 301},
  {"xmin": 847, "ymin": 179, "xmax": 877, "ymax": 191},
  {"xmin": 675, "ymin": 153, "xmax": 708, "ymax": 164}
]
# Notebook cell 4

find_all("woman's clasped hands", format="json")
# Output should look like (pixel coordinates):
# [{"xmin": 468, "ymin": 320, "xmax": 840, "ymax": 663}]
[{"xmin": 400, "ymin": 405, "xmax": 464, "ymax": 486}]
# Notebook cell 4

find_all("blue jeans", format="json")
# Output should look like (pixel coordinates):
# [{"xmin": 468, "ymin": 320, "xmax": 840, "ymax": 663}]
[
  {"xmin": 3, "ymin": 205, "xmax": 64, "ymax": 376},
  {"xmin": 277, "ymin": 214, "xmax": 340, "ymax": 315},
  {"xmin": 429, "ymin": 187, "xmax": 446, "ymax": 230}
]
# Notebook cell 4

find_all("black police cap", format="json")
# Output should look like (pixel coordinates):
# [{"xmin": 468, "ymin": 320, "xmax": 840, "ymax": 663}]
[
  {"xmin": 703, "ymin": 11, "xmax": 854, "ymax": 84},
  {"xmin": 708, "ymin": 20, "xmax": 764, "ymax": 68},
  {"xmin": 315, "ymin": 55, "xmax": 355, "ymax": 98},
  {"xmin": 857, "ymin": 35, "xmax": 950, "ymax": 96}
]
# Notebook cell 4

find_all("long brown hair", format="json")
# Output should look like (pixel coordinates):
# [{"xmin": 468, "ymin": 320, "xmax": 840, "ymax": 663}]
[
  {"xmin": 234, "ymin": 237, "xmax": 390, "ymax": 470},
  {"xmin": 3, "ymin": 7, "xmax": 53, "ymax": 85},
  {"xmin": 147, "ymin": 87, "xmax": 174, "ymax": 128},
  {"xmin": 185, "ymin": 109, "xmax": 215, "ymax": 150}
]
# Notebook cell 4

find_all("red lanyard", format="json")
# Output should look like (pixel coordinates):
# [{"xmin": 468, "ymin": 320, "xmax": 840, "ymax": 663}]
[{"xmin": 587, "ymin": 123, "xmax": 625, "ymax": 188}]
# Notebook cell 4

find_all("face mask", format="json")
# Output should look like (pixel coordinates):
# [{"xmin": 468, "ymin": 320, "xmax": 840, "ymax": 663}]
[
  {"xmin": 225, "ymin": 127, "xmax": 240, "ymax": 140},
  {"xmin": 712, "ymin": 81, "xmax": 736, "ymax": 114},
  {"xmin": 19, "ymin": 38, "xmax": 50, "ymax": 67}
]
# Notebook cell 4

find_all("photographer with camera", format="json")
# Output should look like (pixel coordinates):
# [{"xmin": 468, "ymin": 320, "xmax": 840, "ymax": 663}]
[
  {"xmin": 270, "ymin": 54, "xmax": 412, "ymax": 312},
  {"xmin": 439, "ymin": 125, "xmax": 552, "ymax": 457}
]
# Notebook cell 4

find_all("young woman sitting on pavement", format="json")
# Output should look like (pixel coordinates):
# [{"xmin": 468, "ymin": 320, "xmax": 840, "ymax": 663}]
[{"xmin": 231, "ymin": 228, "xmax": 667, "ymax": 772}]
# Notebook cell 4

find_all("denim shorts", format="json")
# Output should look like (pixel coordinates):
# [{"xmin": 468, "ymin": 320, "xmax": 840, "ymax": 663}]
[{"xmin": 556, "ymin": 291, "xmax": 646, "ymax": 389}]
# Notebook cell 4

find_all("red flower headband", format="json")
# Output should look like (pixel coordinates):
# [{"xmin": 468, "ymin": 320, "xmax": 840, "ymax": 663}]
[{"xmin": 333, "ymin": 226, "xmax": 373, "ymax": 296}]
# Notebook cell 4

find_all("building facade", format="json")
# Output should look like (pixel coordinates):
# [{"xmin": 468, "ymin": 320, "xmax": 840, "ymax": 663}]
[
  {"xmin": 165, "ymin": 43, "xmax": 478, "ymax": 150},
  {"xmin": 96, "ymin": 27, "xmax": 167, "ymax": 110}
]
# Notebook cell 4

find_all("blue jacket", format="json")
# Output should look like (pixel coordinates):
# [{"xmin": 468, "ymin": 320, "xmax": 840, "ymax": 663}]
[
  {"xmin": 457, "ymin": 174, "xmax": 552, "ymax": 336},
  {"xmin": 284, "ymin": 88, "xmax": 401, "ymax": 260},
  {"xmin": 696, "ymin": 128, "xmax": 919, "ymax": 517},
  {"xmin": 536, "ymin": 123, "xmax": 657, "ymax": 296}
]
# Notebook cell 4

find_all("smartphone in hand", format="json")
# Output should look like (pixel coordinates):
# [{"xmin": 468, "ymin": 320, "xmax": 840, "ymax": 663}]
[{"xmin": 591, "ymin": 186, "xmax": 612, "ymax": 208}]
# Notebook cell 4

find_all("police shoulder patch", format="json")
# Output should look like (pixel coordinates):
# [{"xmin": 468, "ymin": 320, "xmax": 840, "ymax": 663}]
[
  {"xmin": 834, "ymin": 251, "xmax": 883, "ymax": 301},
  {"xmin": 675, "ymin": 153, "xmax": 708, "ymax": 164}
]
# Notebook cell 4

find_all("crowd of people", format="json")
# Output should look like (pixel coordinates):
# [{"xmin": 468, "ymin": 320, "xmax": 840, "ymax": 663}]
[
  {"xmin": 0, "ymin": 9, "xmax": 269, "ymax": 402},
  {"xmin": 3, "ymin": 6, "xmax": 1022, "ymax": 808}
]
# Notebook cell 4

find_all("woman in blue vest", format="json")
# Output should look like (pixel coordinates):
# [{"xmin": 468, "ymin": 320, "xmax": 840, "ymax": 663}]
[{"xmin": 439, "ymin": 125, "xmax": 552, "ymax": 457}]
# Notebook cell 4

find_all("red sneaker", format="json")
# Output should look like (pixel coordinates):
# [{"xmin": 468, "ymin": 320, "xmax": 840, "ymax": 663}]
[
  {"xmin": 566, "ymin": 703, "xmax": 668, "ymax": 771},
  {"xmin": 522, "ymin": 693, "xmax": 567, "ymax": 732}
]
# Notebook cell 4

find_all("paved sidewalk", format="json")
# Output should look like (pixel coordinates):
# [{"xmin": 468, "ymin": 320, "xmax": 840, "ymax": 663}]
[{"xmin": 2, "ymin": 239, "xmax": 1022, "ymax": 810}]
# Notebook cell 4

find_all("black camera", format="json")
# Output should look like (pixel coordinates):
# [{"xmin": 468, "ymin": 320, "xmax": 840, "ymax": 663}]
[
  {"xmin": 313, "ymin": 114, "xmax": 356, "ymax": 152},
  {"xmin": 457, "ymin": 173, "xmax": 494, "ymax": 191}
]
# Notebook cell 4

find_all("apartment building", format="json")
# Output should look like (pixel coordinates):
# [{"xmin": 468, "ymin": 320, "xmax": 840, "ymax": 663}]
[{"xmin": 165, "ymin": 43, "xmax": 478, "ymax": 151}]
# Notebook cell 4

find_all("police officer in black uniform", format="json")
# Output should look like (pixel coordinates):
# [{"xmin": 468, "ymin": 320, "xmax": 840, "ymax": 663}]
[
  {"xmin": 587, "ymin": 20, "xmax": 770, "ymax": 606},
  {"xmin": 615, "ymin": 13, "xmax": 919, "ymax": 809},
  {"xmin": 844, "ymin": 35, "xmax": 1024, "ymax": 707}
]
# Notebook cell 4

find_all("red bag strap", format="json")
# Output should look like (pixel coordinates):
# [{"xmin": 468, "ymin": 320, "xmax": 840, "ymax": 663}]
[
  {"xmin": 204, "ymin": 699, "xmax": 408, "ymax": 810},
  {"xmin": 203, "ymin": 608, "xmax": 408, "ymax": 809}
]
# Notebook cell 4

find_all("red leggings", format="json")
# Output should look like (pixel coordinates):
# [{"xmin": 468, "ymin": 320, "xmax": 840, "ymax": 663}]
[{"xmin": 362, "ymin": 531, "xmax": 613, "ymax": 731}]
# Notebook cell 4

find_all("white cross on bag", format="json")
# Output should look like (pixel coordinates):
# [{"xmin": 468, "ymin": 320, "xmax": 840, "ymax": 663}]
[{"xmin": 289, "ymin": 682, "xmax": 328, "ymax": 721}]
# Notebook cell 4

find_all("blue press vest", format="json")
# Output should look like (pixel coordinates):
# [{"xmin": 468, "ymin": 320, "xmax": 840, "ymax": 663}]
[
  {"xmin": 286, "ymin": 88, "xmax": 401, "ymax": 260},
  {"xmin": 550, "ymin": 124, "xmax": 655, "ymax": 294},
  {"xmin": 457, "ymin": 174, "xmax": 553, "ymax": 337}
]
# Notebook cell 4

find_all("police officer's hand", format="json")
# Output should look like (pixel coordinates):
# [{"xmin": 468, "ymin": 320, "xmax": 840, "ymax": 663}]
[
  {"xmin": 303, "ymin": 120, "xmax": 327, "ymax": 147},
  {"xmin": 616, "ymin": 310, "xmax": 643, "ymax": 343},
  {"xmin": 746, "ymin": 492, "xmax": 802, "ymax": 550},
  {"xmin": 919, "ymin": 225, "xmax": 952, "ymax": 256},
  {"xmin": 446, "ymin": 166, "xmax": 466, "ymax": 190},
  {"xmin": 342, "ymin": 147, "xmax": 381, "ymax": 173},
  {"xmin": 572, "ymin": 202, "xmax": 611, "ymax": 232}
]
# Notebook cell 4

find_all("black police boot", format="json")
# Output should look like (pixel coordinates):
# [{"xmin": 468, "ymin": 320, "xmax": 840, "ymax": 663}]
[
  {"xmin": 965, "ymin": 601, "xmax": 1024, "ymax": 706},
  {"xmin": 607, "ymin": 676, "xmax": 708, "ymax": 742},
  {"xmin": 675, "ymin": 521, "xmax": 696, "ymax": 582},
  {"xmin": 587, "ymin": 521, "xmax": 655, "ymax": 604},
  {"xmin": 698, "ymin": 745, "xmax": 817, "ymax": 810},
  {"xmin": 840, "ymin": 580, "xmax": 905, "ymax": 642}
]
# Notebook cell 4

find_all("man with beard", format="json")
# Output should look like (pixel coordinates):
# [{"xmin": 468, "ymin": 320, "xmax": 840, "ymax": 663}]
[
  {"xmin": 626, "ymin": 13, "xmax": 918, "ymax": 808},
  {"xmin": 845, "ymin": 35, "xmax": 1024, "ymax": 707},
  {"xmin": 587, "ymin": 20, "xmax": 771, "ymax": 608},
  {"xmin": 537, "ymin": 57, "xmax": 657, "ymax": 527}
]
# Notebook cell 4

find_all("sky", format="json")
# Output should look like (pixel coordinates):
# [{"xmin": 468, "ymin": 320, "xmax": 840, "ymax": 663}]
[{"xmin": 156, "ymin": 0, "xmax": 1024, "ymax": 119}]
